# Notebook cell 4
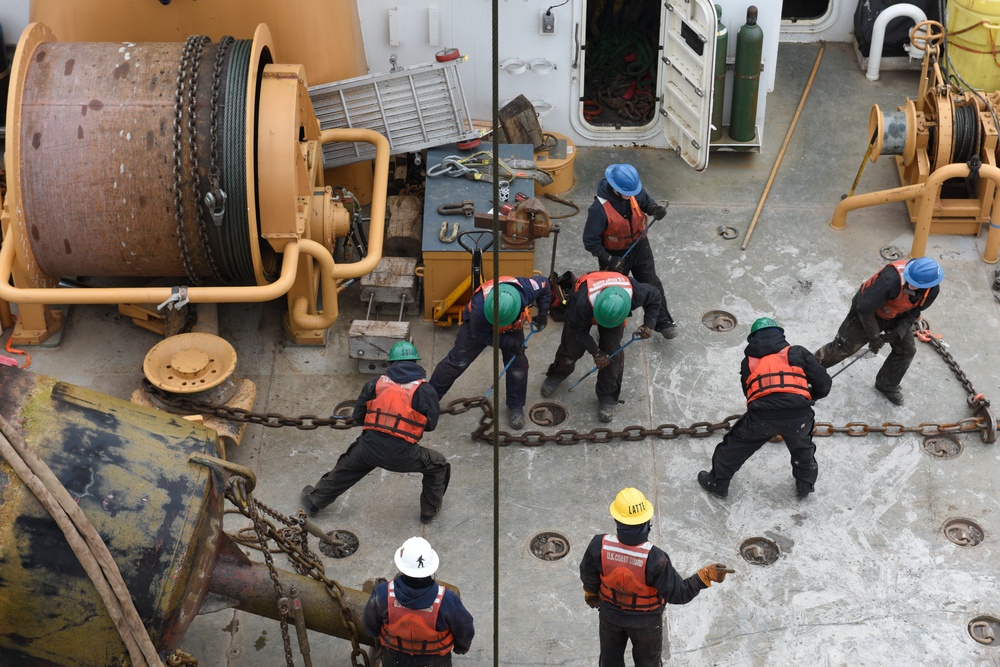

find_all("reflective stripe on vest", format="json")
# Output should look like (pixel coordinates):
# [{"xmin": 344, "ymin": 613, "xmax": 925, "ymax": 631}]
[
  {"xmin": 745, "ymin": 347, "xmax": 812, "ymax": 405},
  {"xmin": 868, "ymin": 260, "xmax": 930, "ymax": 320},
  {"xmin": 598, "ymin": 535, "xmax": 664, "ymax": 612},
  {"xmin": 380, "ymin": 581, "xmax": 455, "ymax": 656},
  {"xmin": 363, "ymin": 376, "xmax": 428, "ymax": 443},
  {"xmin": 468, "ymin": 276, "xmax": 530, "ymax": 333},
  {"xmin": 574, "ymin": 272, "xmax": 634, "ymax": 310},
  {"xmin": 599, "ymin": 197, "xmax": 648, "ymax": 250}
]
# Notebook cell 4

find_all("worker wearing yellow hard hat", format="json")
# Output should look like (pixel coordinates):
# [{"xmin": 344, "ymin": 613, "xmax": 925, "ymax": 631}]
[{"xmin": 580, "ymin": 487, "xmax": 732, "ymax": 666}]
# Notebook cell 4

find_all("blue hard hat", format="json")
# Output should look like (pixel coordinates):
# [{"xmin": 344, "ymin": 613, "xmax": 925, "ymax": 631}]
[
  {"xmin": 902, "ymin": 257, "xmax": 944, "ymax": 289},
  {"xmin": 605, "ymin": 164, "xmax": 642, "ymax": 197}
]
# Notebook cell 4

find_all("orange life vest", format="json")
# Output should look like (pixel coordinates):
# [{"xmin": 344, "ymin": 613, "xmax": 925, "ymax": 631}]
[
  {"xmin": 598, "ymin": 535, "xmax": 664, "ymax": 612},
  {"xmin": 745, "ymin": 347, "xmax": 812, "ymax": 405},
  {"xmin": 600, "ymin": 197, "xmax": 648, "ymax": 250},
  {"xmin": 468, "ymin": 276, "xmax": 530, "ymax": 333},
  {"xmin": 363, "ymin": 375, "xmax": 428, "ymax": 444},
  {"xmin": 864, "ymin": 260, "xmax": 930, "ymax": 320},
  {"xmin": 380, "ymin": 581, "xmax": 455, "ymax": 656}
]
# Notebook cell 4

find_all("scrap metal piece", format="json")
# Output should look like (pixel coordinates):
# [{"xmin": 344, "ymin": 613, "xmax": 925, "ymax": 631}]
[{"xmin": 439, "ymin": 221, "xmax": 460, "ymax": 243}]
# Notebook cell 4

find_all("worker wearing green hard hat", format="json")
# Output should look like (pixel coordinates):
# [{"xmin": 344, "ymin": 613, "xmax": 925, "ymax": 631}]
[
  {"xmin": 541, "ymin": 270, "xmax": 661, "ymax": 422},
  {"xmin": 699, "ymin": 316, "xmax": 832, "ymax": 501},
  {"xmin": 302, "ymin": 339, "xmax": 451, "ymax": 525},
  {"xmin": 430, "ymin": 276, "xmax": 552, "ymax": 430}
]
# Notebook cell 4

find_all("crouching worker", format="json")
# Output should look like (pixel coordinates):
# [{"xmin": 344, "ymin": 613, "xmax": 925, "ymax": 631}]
[
  {"xmin": 429, "ymin": 275, "xmax": 551, "ymax": 429},
  {"xmin": 301, "ymin": 341, "xmax": 449, "ymax": 524},
  {"xmin": 364, "ymin": 536, "xmax": 476, "ymax": 666}
]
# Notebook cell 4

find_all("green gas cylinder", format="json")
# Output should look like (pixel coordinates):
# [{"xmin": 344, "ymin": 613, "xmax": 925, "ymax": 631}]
[
  {"xmin": 730, "ymin": 5, "xmax": 764, "ymax": 142},
  {"xmin": 711, "ymin": 4, "xmax": 729, "ymax": 142}
]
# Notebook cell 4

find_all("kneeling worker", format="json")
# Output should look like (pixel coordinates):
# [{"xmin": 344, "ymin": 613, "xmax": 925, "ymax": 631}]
[
  {"xmin": 429, "ymin": 275, "xmax": 551, "ymax": 429},
  {"xmin": 364, "ymin": 536, "xmax": 475, "ymax": 665}
]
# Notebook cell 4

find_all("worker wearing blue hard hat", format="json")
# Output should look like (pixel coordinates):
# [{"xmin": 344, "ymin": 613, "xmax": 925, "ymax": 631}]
[
  {"xmin": 815, "ymin": 257, "xmax": 944, "ymax": 406},
  {"xmin": 582, "ymin": 163, "xmax": 678, "ymax": 339}
]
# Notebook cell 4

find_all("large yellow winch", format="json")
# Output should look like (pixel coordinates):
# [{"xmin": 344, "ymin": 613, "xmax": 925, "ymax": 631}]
[{"xmin": 0, "ymin": 22, "xmax": 387, "ymax": 344}]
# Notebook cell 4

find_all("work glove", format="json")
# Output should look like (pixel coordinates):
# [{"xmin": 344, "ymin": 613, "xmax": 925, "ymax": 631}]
[
  {"xmin": 651, "ymin": 205, "xmax": 667, "ymax": 221},
  {"xmin": 593, "ymin": 352, "xmax": 611, "ymax": 369},
  {"xmin": 867, "ymin": 336, "xmax": 884, "ymax": 355},
  {"xmin": 534, "ymin": 310, "xmax": 548, "ymax": 331},
  {"xmin": 454, "ymin": 645, "xmax": 470, "ymax": 655},
  {"xmin": 636, "ymin": 325, "xmax": 653, "ymax": 340},
  {"xmin": 697, "ymin": 563, "xmax": 734, "ymax": 587},
  {"xmin": 606, "ymin": 256, "xmax": 626, "ymax": 275},
  {"xmin": 584, "ymin": 590, "xmax": 601, "ymax": 609}
]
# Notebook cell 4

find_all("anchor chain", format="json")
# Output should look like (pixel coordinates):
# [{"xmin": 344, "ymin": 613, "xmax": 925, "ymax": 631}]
[
  {"xmin": 143, "ymin": 379, "xmax": 996, "ymax": 445},
  {"xmin": 221, "ymin": 467, "xmax": 371, "ymax": 667}
]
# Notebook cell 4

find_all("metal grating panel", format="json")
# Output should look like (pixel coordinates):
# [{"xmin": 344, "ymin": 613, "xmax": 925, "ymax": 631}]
[{"xmin": 310, "ymin": 59, "xmax": 480, "ymax": 168}]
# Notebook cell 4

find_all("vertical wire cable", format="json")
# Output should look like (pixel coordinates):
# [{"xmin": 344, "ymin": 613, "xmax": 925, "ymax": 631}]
[{"xmin": 491, "ymin": 0, "xmax": 501, "ymax": 665}]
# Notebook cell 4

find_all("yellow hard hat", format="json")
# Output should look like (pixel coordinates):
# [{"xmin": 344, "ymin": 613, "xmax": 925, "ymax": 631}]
[{"xmin": 609, "ymin": 487, "xmax": 654, "ymax": 524}]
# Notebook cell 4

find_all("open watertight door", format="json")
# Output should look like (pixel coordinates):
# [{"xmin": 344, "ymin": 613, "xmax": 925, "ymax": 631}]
[{"xmin": 660, "ymin": 0, "xmax": 717, "ymax": 171}]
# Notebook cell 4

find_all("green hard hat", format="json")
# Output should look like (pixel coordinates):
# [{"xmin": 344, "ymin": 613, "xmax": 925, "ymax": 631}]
[
  {"xmin": 388, "ymin": 341, "xmax": 420, "ymax": 362},
  {"xmin": 484, "ymin": 284, "xmax": 522, "ymax": 327},
  {"xmin": 593, "ymin": 286, "xmax": 631, "ymax": 328},
  {"xmin": 747, "ymin": 317, "xmax": 783, "ymax": 341}
]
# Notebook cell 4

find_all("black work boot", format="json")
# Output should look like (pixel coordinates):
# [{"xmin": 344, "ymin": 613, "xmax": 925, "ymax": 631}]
[
  {"xmin": 656, "ymin": 322, "xmax": 679, "ymax": 340},
  {"xmin": 300, "ymin": 485, "xmax": 320, "ymax": 517},
  {"xmin": 796, "ymin": 483, "xmax": 814, "ymax": 500},
  {"xmin": 508, "ymin": 407, "xmax": 525, "ymax": 430},
  {"xmin": 597, "ymin": 401, "xmax": 615, "ymax": 423},
  {"xmin": 697, "ymin": 471, "xmax": 728, "ymax": 498},
  {"xmin": 875, "ymin": 384, "xmax": 904, "ymax": 406},
  {"xmin": 541, "ymin": 376, "xmax": 562, "ymax": 398}
]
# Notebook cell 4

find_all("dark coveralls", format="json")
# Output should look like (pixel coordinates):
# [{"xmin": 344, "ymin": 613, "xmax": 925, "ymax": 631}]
[
  {"xmin": 814, "ymin": 263, "xmax": 939, "ymax": 391},
  {"xmin": 545, "ymin": 274, "xmax": 660, "ymax": 405},
  {"xmin": 429, "ymin": 276, "xmax": 551, "ymax": 409},
  {"xmin": 580, "ymin": 522, "xmax": 707, "ymax": 667},
  {"xmin": 363, "ymin": 574, "xmax": 476, "ymax": 667},
  {"xmin": 305, "ymin": 360, "xmax": 449, "ymax": 520},
  {"xmin": 582, "ymin": 178, "xmax": 673, "ymax": 331},
  {"xmin": 704, "ymin": 327, "xmax": 832, "ymax": 495}
]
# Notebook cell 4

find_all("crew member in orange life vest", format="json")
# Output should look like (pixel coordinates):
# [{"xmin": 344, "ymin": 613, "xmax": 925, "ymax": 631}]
[
  {"xmin": 698, "ymin": 317, "xmax": 832, "ymax": 500},
  {"xmin": 540, "ymin": 271, "xmax": 661, "ymax": 423},
  {"xmin": 582, "ymin": 163, "xmax": 677, "ymax": 339},
  {"xmin": 814, "ymin": 257, "xmax": 943, "ymax": 406},
  {"xmin": 363, "ymin": 536, "xmax": 475, "ymax": 666},
  {"xmin": 301, "ymin": 341, "xmax": 449, "ymax": 525},
  {"xmin": 580, "ymin": 488, "xmax": 729, "ymax": 667}
]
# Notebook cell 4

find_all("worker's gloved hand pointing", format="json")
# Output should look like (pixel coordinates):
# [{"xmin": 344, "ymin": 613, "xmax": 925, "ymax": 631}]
[
  {"xmin": 697, "ymin": 563, "xmax": 734, "ymax": 587},
  {"xmin": 584, "ymin": 590, "xmax": 601, "ymax": 609},
  {"xmin": 636, "ymin": 325, "xmax": 653, "ymax": 340},
  {"xmin": 606, "ymin": 256, "xmax": 626, "ymax": 274},
  {"xmin": 652, "ymin": 205, "xmax": 667, "ymax": 221},
  {"xmin": 593, "ymin": 352, "xmax": 611, "ymax": 369}
]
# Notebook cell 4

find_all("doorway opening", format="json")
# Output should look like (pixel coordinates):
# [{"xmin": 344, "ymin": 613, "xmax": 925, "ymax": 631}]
[{"xmin": 582, "ymin": 0, "xmax": 662, "ymax": 128}]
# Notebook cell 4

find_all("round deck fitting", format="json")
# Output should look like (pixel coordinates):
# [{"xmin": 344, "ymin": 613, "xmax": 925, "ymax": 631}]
[
  {"xmin": 880, "ymin": 245, "xmax": 903, "ymax": 261},
  {"xmin": 740, "ymin": 537, "xmax": 780, "ymax": 566},
  {"xmin": 942, "ymin": 518, "xmax": 985, "ymax": 547},
  {"xmin": 318, "ymin": 530, "xmax": 360, "ymax": 559},
  {"xmin": 143, "ymin": 332, "xmax": 237, "ymax": 393},
  {"xmin": 529, "ymin": 531, "xmax": 570, "ymax": 561},
  {"xmin": 529, "ymin": 402, "xmax": 569, "ymax": 427},
  {"xmin": 968, "ymin": 616, "xmax": 1000, "ymax": 645},
  {"xmin": 701, "ymin": 310, "xmax": 737, "ymax": 332},
  {"xmin": 922, "ymin": 433, "xmax": 963, "ymax": 459}
]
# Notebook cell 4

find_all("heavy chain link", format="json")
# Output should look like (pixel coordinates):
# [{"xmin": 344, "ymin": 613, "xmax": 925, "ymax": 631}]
[
  {"xmin": 222, "ymin": 468, "xmax": 371, "ymax": 667},
  {"xmin": 173, "ymin": 36, "xmax": 204, "ymax": 285},
  {"xmin": 143, "ymin": 380, "xmax": 996, "ymax": 444}
]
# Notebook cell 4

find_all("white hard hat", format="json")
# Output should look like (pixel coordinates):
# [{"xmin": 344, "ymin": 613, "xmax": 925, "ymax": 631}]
[{"xmin": 394, "ymin": 536, "xmax": 440, "ymax": 577}]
